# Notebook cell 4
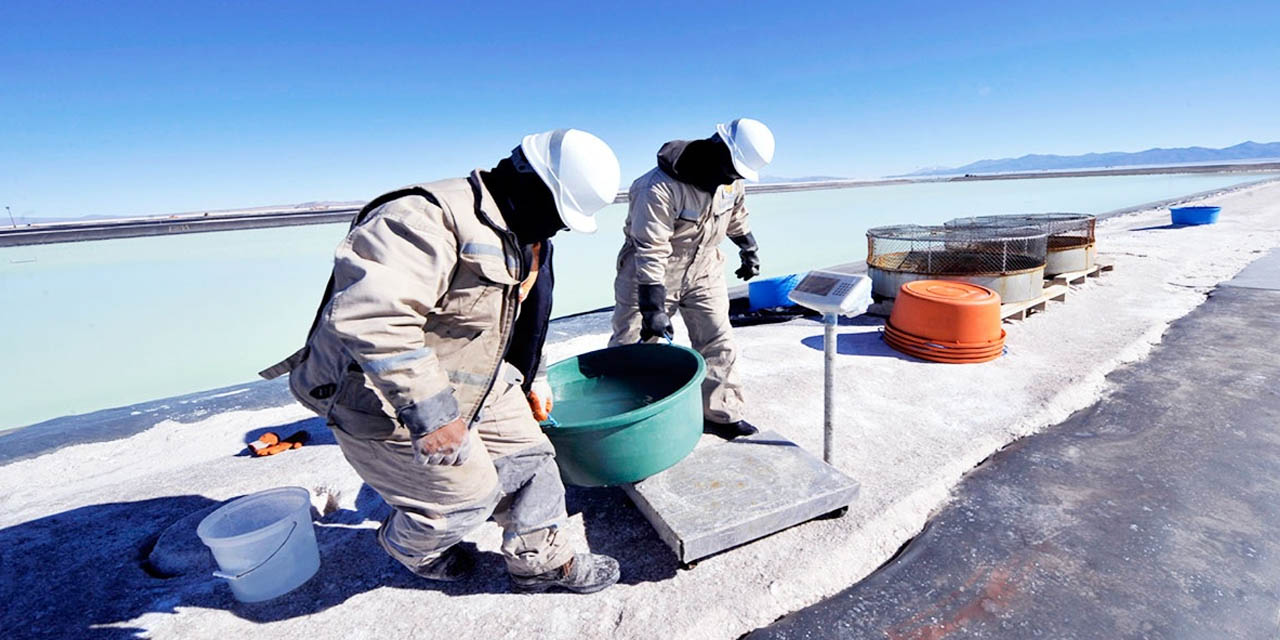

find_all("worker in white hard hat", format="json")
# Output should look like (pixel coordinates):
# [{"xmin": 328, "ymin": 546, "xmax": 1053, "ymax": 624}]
[
  {"xmin": 609, "ymin": 118, "xmax": 775, "ymax": 439},
  {"xmin": 262, "ymin": 129, "xmax": 623, "ymax": 593}
]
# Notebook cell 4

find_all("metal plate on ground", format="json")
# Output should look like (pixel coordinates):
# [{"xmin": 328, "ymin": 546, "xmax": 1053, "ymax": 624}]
[{"xmin": 622, "ymin": 430, "xmax": 860, "ymax": 564}]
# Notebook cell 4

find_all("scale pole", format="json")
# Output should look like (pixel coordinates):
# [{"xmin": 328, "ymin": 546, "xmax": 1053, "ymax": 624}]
[{"xmin": 823, "ymin": 312, "xmax": 837, "ymax": 465}]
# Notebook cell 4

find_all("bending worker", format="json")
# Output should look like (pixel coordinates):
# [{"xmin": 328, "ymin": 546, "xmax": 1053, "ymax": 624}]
[
  {"xmin": 262, "ymin": 129, "xmax": 622, "ymax": 593},
  {"xmin": 609, "ymin": 118, "xmax": 775, "ymax": 439}
]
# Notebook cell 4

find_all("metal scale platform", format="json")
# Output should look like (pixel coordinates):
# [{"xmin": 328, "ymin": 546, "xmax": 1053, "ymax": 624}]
[
  {"xmin": 623, "ymin": 270, "xmax": 874, "ymax": 565},
  {"xmin": 624, "ymin": 430, "xmax": 859, "ymax": 564}
]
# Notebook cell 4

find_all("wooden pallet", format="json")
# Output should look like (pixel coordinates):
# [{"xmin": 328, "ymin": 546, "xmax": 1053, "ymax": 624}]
[
  {"xmin": 999, "ymin": 284, "xmax": 1068, "ymax": 321},
  {"xmin": 867, "ymin": 283, "xmax": 1070, "ymax": 322},
  {"xmin": 1051, "ymin": 258, "xmax": 1115, "ymax": 286}
]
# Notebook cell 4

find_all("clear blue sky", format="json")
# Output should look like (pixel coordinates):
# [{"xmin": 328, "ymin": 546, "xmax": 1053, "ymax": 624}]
[{"xmin": 2, "ymin": 1, "xmax": 1277, "ymax": 219}]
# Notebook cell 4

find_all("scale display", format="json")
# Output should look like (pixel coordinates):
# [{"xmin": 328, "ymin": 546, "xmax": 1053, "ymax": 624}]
[
  {"xmin": 788, "ymin": 270, "xmax": 873, "ymax": 316},
  {"xmin": 794, "ymin": 275, "xmax": 839, "ymax": 296}
]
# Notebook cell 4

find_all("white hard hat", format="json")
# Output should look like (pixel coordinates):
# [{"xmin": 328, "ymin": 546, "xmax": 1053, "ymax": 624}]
[
  {"xmin": 715, "ymin": 118, "xmax": 775, "ymax": 182},
  {"xmin": 520, "ymin": 128, "xmax": 620, "ymax": 234}
]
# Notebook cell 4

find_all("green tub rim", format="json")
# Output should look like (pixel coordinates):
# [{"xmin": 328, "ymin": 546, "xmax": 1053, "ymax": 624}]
[{"xmin": 542, "ymin": 343, "xmax": 707, "ymax": 432}]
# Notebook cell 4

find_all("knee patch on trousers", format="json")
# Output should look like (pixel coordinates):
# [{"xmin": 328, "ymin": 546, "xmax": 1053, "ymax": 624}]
[
  {"xmin": 376, "ymin": 486, "xmax": 499, "ymax": 574},
  {"xmin": 492, "ymin": 442, "xmax": 566, "ymax": 532}
]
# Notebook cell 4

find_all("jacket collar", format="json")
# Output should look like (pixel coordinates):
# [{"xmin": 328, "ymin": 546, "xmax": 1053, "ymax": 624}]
[{"xmin": 468, "ymin": 170, "xmax": 512, "ymax": 233}]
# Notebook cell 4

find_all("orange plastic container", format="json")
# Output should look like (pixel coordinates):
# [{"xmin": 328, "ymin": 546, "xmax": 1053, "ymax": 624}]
[
  {"xmin": 884, "ymin": 323, "xmax": 1006, "ymax": 351},
  {"xmin": 883, "ymin": 331, "xmax": 1003, "ymax": 355},
  {"xmin": 889, "ymin": 280, "xmax": 1003, "ymax": 344},
  {"xmin": 884, "ymin": 338, "xmax": 1004, "ymax": 361},
  {"xmin": 883, "ymin": 334, "xmax": 1004, "ymax": 364}
]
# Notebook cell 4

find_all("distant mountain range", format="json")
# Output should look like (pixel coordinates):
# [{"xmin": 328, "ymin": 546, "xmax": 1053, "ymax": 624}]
[{"xmin": 906, "ymin": 140, "xmax": 1280, "ymax": 176}]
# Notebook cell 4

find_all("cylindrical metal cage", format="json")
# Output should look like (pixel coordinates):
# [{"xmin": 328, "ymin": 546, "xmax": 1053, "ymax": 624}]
[
  {"xmin": 866, "ymin": 224, "xmax": 1049, "ymax": 302},
  {"xmin": 944, "ymin": 213, "xmax": 1096, "ymax": 275},
  {"xmin": 867, "ymin": 224, "xmax": 1048, "ymax": 275},
  {"xmin": 944, "ymin": 213, "xmax": 1095, "ymax": 250}
]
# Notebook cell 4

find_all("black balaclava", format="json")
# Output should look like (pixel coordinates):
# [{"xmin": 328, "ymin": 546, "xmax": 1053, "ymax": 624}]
[
  {"xmin": 656, "ymin": 135, "xmax": 740, "ymax": 193},
  {"xmin": 480, "ymin": 147, "xmax": 566, "ymax": 246}
]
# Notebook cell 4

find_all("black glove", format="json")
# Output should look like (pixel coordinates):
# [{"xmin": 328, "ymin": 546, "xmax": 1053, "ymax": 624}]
[
  {"xmin": 638, "ymin": 283, "xmax": 673, "ymax": 341},
  {"xmin": 730, "ymin": 233, "xmax": 760, "ymax": 281}
]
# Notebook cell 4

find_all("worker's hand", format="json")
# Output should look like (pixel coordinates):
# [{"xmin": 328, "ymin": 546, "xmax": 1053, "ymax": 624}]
[
  {"xmin": 527, "ymin": 376, "xmax": 554, "ymax": 422},
  {"xmin": 638, "ymin": 283, "xmax": 673, "ymax": 341},
  {"xmin": 735, "ymin": 250, "xmax": 760, "ymax": 281},
  {"xmin": 412, "ymin": 418, "xmax": 471, "ymax": 466},
  {"xmin": 730, "ymin": 233, "xmax": 760, "ymax": 281},
  {"xmin": 641, "ymin": 310, "xmax": 674, "ymax": 342}
]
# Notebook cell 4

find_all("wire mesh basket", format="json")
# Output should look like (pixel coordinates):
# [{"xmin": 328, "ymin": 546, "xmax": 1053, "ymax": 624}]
[
  {"xmin": 945, "ymin": 213, "xmax": 1095, "ymax": 251},
  {"xmin": 866, "ymin": 224, "xmax": 1048, "ymax": 275}
]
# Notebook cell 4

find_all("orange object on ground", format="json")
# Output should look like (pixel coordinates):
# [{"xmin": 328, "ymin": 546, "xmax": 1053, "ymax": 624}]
[
  {"xmin": 883, "ymin": 333, "xmax": 1005, "ymax": 364},
  {"xmin": 884, "ymin": 323, "xmax": 1006, "ymax": 351},
  {"xmin": 248, "ymin": 432, "xmax": 280, "ymax": 455},
  {"xmin": 257, "ymin": 441, "xmax": 296, "ymax": 456},
  {"xmin": 250, "ymin": 430, "xmax": 310, "ymax": 457},
  {"xmin": 884, "ymin": 337, "xmax": 1004, "ymax": 360},
  {"xmin": 884, "ymin": 280, "xmax": 1006, "ymax": 364},
  {"xmin": 890, "ymin": 280, "xmax": 1002, "ymax": 344}
]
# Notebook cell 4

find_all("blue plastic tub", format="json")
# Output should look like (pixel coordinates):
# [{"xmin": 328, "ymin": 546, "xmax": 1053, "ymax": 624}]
[
  {"xmin": 1170, "ymin": 206, "xmax": 1221, "ymax": 226},
  {"xmin": 748, "ymin": 273, "xmax": 803, "ymax": 310}
]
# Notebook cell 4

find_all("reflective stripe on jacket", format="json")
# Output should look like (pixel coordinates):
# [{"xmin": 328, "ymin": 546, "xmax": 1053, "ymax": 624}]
[{"xmin": 263, "ymin": 171, "xmax": 523, "ymax": 441}]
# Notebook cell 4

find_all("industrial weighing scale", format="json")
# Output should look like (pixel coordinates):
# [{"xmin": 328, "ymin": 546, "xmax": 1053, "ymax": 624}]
[{"xmin": 623, "ymin": 270, "xmax": 874, "ymax": 565}]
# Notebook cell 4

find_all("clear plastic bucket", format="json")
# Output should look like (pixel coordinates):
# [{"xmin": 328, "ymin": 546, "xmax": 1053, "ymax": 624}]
[{"xmin": 196, "ymin": 486, "xmax": 320, "ymax": 602}]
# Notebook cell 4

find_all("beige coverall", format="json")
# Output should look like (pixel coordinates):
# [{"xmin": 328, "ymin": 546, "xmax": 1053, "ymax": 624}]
[
  {"xmin": 263, "ymin": 173, "xmax": 572, "ymax": 577},
  {"xmin": 609, "ymin": 168, "xmax": 749, "ymax": 423}
]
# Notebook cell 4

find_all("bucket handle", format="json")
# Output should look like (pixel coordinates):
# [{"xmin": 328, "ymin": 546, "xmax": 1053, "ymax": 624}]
[
  {"xmin": 212, "ymin": 520, "xmax": 299, "ymax": 582},
  {"xmin": 636, "ymin": 336, "xmax": 674, "ymax": 346}
]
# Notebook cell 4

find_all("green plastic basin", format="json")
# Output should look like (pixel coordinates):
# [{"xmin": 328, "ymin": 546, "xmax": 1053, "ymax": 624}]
[{"xmin": 542, "ymin": 344, "xmax": 707, "ymax": 487}]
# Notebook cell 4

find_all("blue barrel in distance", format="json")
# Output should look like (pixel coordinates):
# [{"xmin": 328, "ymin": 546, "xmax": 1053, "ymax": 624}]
[{"xmin": 1170, "ymin": 206, "xmax": 1221, "ymax": 226}]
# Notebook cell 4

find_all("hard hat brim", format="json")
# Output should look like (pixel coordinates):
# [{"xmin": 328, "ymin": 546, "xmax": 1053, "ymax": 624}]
[
  {"xmin": 717, "ymin": 123, "xmax": 760, "ymax": 182},
  {"xmin": 559, "ymin": 206, "xmax": 599, "ymax": 233},
  {"xmin": 522, "ymin": 131, "xmax": 604, "ymax": 234}
]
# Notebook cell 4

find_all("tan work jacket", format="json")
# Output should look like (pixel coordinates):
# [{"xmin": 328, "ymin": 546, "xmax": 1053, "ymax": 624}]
[
  {"xmin": 621, "ymin": 168, "xmax": 751, "ymax": 286},
  {"xmin": 263, "ymin": 172, "xmax": 524, "ymax": 442}
]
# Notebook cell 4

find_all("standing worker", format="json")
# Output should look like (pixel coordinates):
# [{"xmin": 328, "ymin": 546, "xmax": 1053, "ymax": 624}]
[
  {"xmin": 609, "ymin": 118, "xmax": 775, "ymax": 439},
  {"xmin": 262, "ymin": 129, "xmax": 623, "ymax": 593}
]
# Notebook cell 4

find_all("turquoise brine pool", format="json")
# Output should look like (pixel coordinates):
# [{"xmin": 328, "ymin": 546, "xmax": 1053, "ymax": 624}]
[{"xmin": 0, "ymin": 172, "xmax": 1272, "ymax": 430}]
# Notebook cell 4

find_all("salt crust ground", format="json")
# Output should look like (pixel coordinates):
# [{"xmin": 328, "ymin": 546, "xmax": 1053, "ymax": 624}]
[{"xmin": 3, "ymin": 181, "xmax": 1279, "ymax": 639}]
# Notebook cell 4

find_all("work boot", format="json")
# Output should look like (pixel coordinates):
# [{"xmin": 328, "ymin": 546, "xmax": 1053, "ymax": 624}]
[
  {"xmin": 411, "ymin": 545, "xmax": 475, "ymax": 582},
  {"xmin": 704, "ymin": 419, "xmax": 759, "ymax": 440},
  {"xmin": 509, "ymin": 553, "xmax": 620, "ymax": 594}
]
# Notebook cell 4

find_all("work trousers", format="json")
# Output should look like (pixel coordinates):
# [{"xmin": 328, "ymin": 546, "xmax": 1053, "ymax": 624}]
[
  {"xmin": 609, "ymin": 246, "xmax": 746, "ymax": 424},
  {"xmin": 331, "ymin": 368, "xmax": 572, "ymax": 577}
]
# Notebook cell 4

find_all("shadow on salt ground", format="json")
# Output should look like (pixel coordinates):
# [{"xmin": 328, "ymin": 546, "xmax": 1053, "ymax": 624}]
[
  {"xmin": 0, "ymin": 488, "xmax": 455, "ymax": 639},
  {"xmin": 2, "ymin": 484, "xmax": 677, "ymax": 638},
  {"xmin": 565, "ymin": 486, "xmax": 679, "ymax": 585},
  {"xmin": 1130, "ymin": 223, "xmax": 1197, "ymax": 231},
  {"xmin": 238, "ymin": 416, "xmax": 334, "ymax": 456},
  {"xmin": 799, "ymin": 331, "xmax": 917, "ymax": 360}
]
